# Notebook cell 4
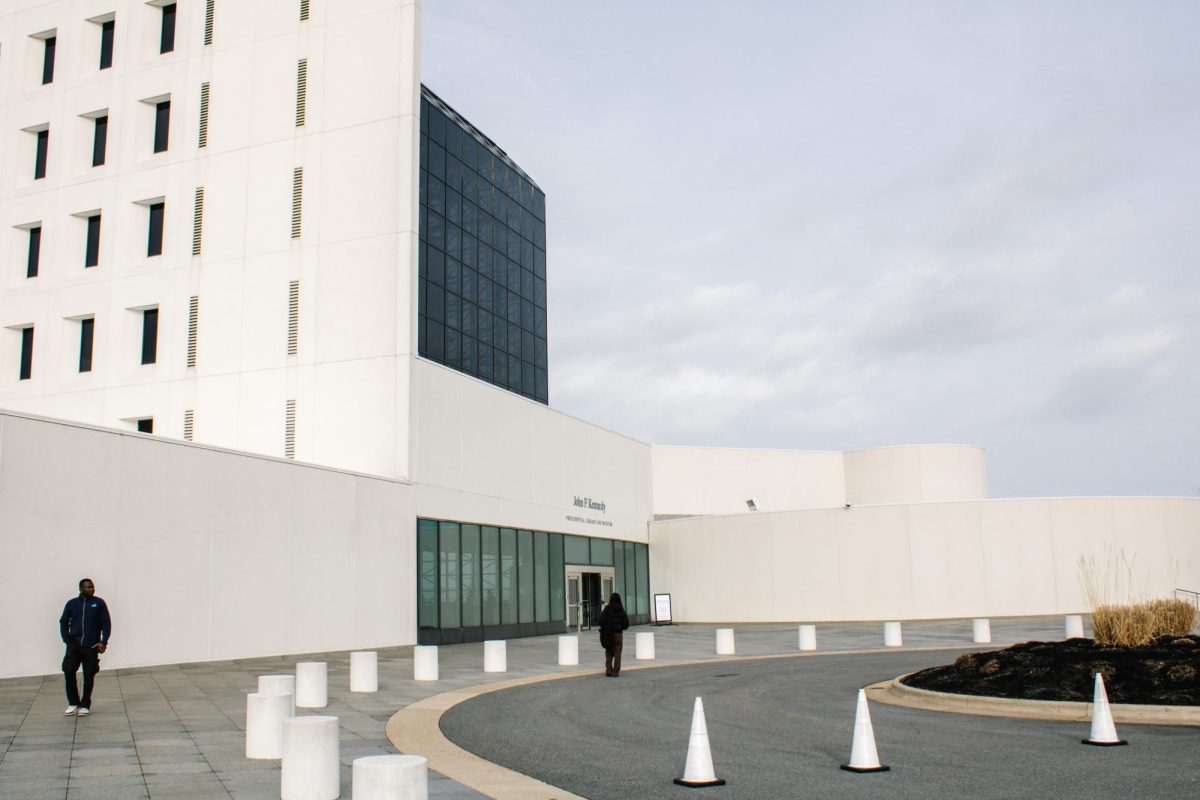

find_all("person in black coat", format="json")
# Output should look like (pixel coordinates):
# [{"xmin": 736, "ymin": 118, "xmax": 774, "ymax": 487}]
[
  {"xmin": 59, "ymin": 578, "xmax": 112, "ymax": 716},
  {"xmin": 600, "ymin": 592, "xmax": 630, "ymax": 677}
]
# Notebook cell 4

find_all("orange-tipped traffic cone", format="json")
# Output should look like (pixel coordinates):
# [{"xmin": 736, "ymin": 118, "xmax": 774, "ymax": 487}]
[
  {"xmin": 674, "ymin": 697, "xmax": 726, "ymax": 787},
  {"xmin": 1082, "ymin": 673, "xmax": 1127, "ymax": 746},
  {"xmin": 840, "ymin": 689, "xmax": 890, "ymax": 773}
]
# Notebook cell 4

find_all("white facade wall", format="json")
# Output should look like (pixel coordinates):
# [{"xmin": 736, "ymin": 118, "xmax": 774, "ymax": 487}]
[
  {"xmin": 843, "ymin": 444, "xmax": 988, "ymax": 505},
  {"xmin": 648, "ymin": 497, "xmax": 1200, "ymax": 623},
  {"xmin": 0, "ymin": 0, "xmax": 422, "ymax": 479},
  {"xmin": 0, "ymin": 411, "xmax": 417, "ymax": 679},
  {"xmin": 411, "ymin": 358, "xmax": 651, "ymax": 543}
]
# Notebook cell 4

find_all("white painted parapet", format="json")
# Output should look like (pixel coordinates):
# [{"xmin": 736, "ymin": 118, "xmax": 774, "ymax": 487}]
[
  {"xmin": 351, "ymin": 651, "xmax": 378, "ymax": 693},
  {"xmin": 972, "ymin": 618, "xmax": 991, "ymax": 643},
  {"xmin": 715, "ymin": 628, "xmax": 736, "ymax": 655},
  {"xmin": 281, "ymin": 715, "xmax": 340, "ymax": 800},
  {"xmin": 884, "ymin": 621, "xmax": 903, "ymax": 647},
  {"xmin": 484, "ymin": 640, "xmax": 507, "ymax": 673},
  {"xmin": 636, "ymin": 631, "xmax": 656, "ymax": 660},
  {"xmin": 413, "ymin": 646, "xmax": 438, "ymax": 681},
  {"xmin": 296, "ymin": 662, "xmax": 328, "ymax": 708},
  {"xmin": 798, "ymin": 624, "xmax": 817, "ymax": 651},
  {"xmin": 245, "ymin": 692, "xmax": 292, "ymax": 759},
  {"xmin": 258, "ymin": 675, "xmax": 297, "ymax": 717},
  {"xmin": 1065, "ymin": 614, "xmax": 1085, "ymax": 639},
  {"xmin": 353, "ymin": 755, "xmax": 428, "ymax": 800},
  {"xmin": 558, "ymin": 635, "xmax": 579, "ymax": 666}
]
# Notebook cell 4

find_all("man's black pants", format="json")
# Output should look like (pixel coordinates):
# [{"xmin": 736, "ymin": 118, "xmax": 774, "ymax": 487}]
[{"xmin": 62, "ymin": 643, "xmax": 100, "ymax": 708}]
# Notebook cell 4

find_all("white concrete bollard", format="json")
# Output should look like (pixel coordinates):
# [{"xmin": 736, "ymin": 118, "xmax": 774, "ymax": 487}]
[
  {"xmin": 295, "ymin": 662, "xmax": 328, "ymax": 708},
  {"xmin": 245, "ymin": 692, "xmax": 292, "ymax": 759},
  {"xmin": 350, "ymin": 651, "xmax": 378, "ymax": 693},
  {"xmin": 484, "ymin": 640, "xmax": 507, "ymax": 673},
  {"xmin": 636, "ymin": 631, "xmax": 656, "ymax": 660},
  {"xmin": 281, "ymin": 715, "xmax": 340, "ymax": 800},
  {"xmin": 715, "ymin": 628, "xmax": 736, "ymax": 655},
  {"xmin": 353, "ymin": 754, "xmax": 428, "ymax": 800},
  {"xmin": 558, "ymin": 635, "xmax": 579, "ymax": 666},
  {"xmin": 972, "ymin": 618, "xmax": 992, "ymax": 644},
  {"xmin": 798, "ymin": 624, "xmax": 817, "ymax": 651},
  {"xmin": 413, "ymin": 646, "xmax": 439, "ymax": 681},
  {"xmin": 258, "ymin": 674, "xmax": 297, "ymax": 717},
  {"xmin": 1065, "ymin": 614, "xmax": 1085, "ymax": 639},
  {"xmin": 883, "ymin": 621, "xmax": 903, "ymax": 647}
]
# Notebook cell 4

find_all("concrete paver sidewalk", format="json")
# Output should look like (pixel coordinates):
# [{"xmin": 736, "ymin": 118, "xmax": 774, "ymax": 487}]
[{"xmin": 0, "ymin": 616, "xmax": 1074, "ymax": 799}]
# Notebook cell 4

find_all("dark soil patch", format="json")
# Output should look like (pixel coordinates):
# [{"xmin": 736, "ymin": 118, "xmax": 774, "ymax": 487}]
[{"xmin": 903, "ymin": 635, "xmax": 1200, "ymax": 705}]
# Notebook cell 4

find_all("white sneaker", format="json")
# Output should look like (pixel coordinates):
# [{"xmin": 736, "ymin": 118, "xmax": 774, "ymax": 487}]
[
  {"xmin": 77, "ymin": 707, "xmax": 90, "ymax": 717},
  {"xmin": 64, "ymin": 706, "xmax": 78, "ymax": 715}
]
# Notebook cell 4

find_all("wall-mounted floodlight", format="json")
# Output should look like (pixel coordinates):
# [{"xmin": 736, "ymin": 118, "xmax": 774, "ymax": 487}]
[{"xmin": 746, "ymin": 498, "xmax": 759, "ymax": 511}]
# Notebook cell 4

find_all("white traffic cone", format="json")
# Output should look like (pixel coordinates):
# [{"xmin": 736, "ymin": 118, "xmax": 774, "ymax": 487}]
[
  {"xmin": 840, "ymin": 689, "xmax": 890, "ymax": 773},
  {"xmin": 1082, "ymin": 673, "xmax": 1127, "ymax": 746},
  {"xmin": 673, "ymin": 697, "xmax": 726, "ymax": 787}
]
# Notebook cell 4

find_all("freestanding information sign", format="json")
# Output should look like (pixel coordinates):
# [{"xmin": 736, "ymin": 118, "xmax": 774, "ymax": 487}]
[{"xmin": 654, "ymin": 593, "xmax": 673, "ymax": 626}]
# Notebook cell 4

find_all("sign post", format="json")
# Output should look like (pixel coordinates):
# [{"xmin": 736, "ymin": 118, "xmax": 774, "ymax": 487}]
[{"xmin": 653, "ymin": 593, "xmax": 673, "ymax": 626}]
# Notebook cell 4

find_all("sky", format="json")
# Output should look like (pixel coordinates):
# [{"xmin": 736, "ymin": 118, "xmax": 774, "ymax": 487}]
[{"xmin": 421, "ymin": 1, "xmax": 1200, "ymax": 499}]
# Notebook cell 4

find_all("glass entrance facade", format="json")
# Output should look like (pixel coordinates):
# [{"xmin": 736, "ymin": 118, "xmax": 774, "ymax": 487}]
[{"xmin": 417, "ymin": 518, "xmax": 650, "ymax": 645}]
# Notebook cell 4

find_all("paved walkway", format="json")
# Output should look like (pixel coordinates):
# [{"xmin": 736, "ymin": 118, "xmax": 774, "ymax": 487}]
[{"xmin": 0, "ymin": 616, "xmax": 1076, "ymax": 799}]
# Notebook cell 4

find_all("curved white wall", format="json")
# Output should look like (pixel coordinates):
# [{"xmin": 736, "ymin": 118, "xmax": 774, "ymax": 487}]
[
  {"xmin": 651, "ymin": 445, "xmax": 845, "ymax": 517},
  {"xmin": 843, "ymin": 445, "xmax": 988, "ymax": 506},
  {"xmin": 648, "ymin": 496, "xmax": 1200, "ymax": 623}
]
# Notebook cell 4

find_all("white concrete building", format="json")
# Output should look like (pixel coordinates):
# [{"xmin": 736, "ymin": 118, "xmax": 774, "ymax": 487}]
[{"xmin": 2, "ymin": 1, "xmax": 1197, "ymax": 679}]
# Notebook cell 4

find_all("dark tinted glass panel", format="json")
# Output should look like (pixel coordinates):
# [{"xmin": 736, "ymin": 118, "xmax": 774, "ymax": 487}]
[
  {"xmin": 614, "ymin": 539, "xmax": 626, "ymax": 603},
  {"xmin": 635, "ymin": 544, "xmax": 650, "ymax": 615},
  {"xmin": 461, "ymin": 524, "xmax": 480, "ymax": 627},
  {"xmin": 27, "ymin": 227, "xmax": 41, "ymax": 278},
  {"xmin": 154, "ymin": 101, "xmax": 171, "ymax": 153},
  {"xmin": 137, "ymin": 418, "xmax": 154, "ymax": 433},
  {"xmin": 499, "ymin": 528, "xmax": 517, "ymax": 624},
  {"xmin": 517, "ymin": 530, "xmax": 534, "ymax": 624},
  {"xmin": 418, "ymin": 520, "xmax": 438, "ymax": 629},
  {"xmin": 564, "ymin": 535, "xmax": 589, "ymax": 565},
  {"xmin": 148, "ymin": 203, "xmax": 165, "ymax": 256},
  {"xmin": 85, "ymin": 215, "xmax": 102, "ymax": 267},
  {"xmin": 141, "ymin": 308, "xmax": 159, "ymax": 365},
  {"xmin": 438, "ymin": 522, "xmax": 461, "ymax": 629},
  {"xmin": 534, "ymin": 531, "xmax": 549, "ymax": 623},
  {"xmin": 34, "ymin": 130, "xmax": 48, "ymax": 180},
  {"xmin": 161, "ymin": 4, "xmax": 177, "ymax": 53},
  {"xmin": 590, "ymin": 538, "xmax": 614, "ymax": 567},
  {"xmin": 42, "ymin": 37, "xmax": 56, "ymax": 84},
  {"xmin": 481, "ymin": 526, "xmax": 500, "ymax": 626},
  {"xmin": 93, "ymin": 116, "xmax": 108, "ymax": 166},
  {"xmin": 100, "ymin": 21, "xmax": 115, "ymax": 69},
  {"xmin": 79, "ymin": 318, "xmax": 94, "ymax": 373},
  {"xmin": 418, "ymin": 94, "xmax": 548, "ymax": 403},
  {"xmin": 549, "ymin": 534, "xmax": 565, "ymax": 621},
  {"xmin": 19, "ymin": 328, "xmax": 33, "ymax": 380}
]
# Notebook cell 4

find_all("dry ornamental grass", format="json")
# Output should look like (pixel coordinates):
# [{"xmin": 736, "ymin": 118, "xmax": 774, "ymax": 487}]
[{"xmin": 1090, "ymin": 599, "xmax": 1197, "ymax": 647}]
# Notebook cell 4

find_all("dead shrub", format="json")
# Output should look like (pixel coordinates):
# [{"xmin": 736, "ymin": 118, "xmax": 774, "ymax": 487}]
[
  {"xmin": 954, "ymin": 653, "xmax": 977, "ymax": 671},
  {"xmin": 1167, "ymin": 664, "xmax": 1197, "ymax": 683},
  {"xmin": 979, "ymin": 658, "xmax": 1001, "ymax": 675},
  {"xmin": 1091, "ymin": 599, "xmax": 1198, "ymax": 648}
]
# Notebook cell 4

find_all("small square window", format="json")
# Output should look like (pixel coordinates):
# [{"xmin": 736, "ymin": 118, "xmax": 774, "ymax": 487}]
[
  {"xmin": 79, "ymin": 318, "xmax": 95, "ymax": 373},
  {"xmin": 42, "ymin": 36, "xmax": 56, "ymax": 84},
  {"xmin": 100, "ymin": 21, "xmax": 115, "ymax": 69},
  {"xmin": 85, "ymin": 215, "xmax": 102, "ymax": 267},
  {"xmin": 147, "ymin": 203, "xmax": 165, "ymax": 256},
  {"xmin": 160, "ymin": 3, "xmax": 177, "ymax": 54},
  {"xmin": 141, "ymin": 308, "xmax": 159, "ymax": 364},
  {"xmin": 137, "ymin": 418, "xmax": 154, "ymax": 433},
  {"xmin": 34, "ymin": 129, "xmax": 49, "ymax": 180},
  {"xmin": 153, "ymin": 101, "xmax": 171, "ymax": 153},
  {"xmin": 93, "ymin": 116, "xmax": 109, "ymax": 167},
  {"xmin": 27, "ymin": 227, "xmax": 42, "ymax": 278}
]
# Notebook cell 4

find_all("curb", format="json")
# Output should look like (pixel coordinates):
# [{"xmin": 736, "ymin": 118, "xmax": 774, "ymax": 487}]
[{"xmin": 867, "ymin": 675, "xmax": 1200, "ymax": 726}]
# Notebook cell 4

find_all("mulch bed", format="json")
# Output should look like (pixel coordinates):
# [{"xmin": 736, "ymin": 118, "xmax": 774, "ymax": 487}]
[{"xmin": 902, "ymin": 635, "xmax": 1200, "ymax": 705}]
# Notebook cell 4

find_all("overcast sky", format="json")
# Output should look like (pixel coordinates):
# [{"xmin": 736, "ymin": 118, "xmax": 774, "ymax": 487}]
[{"xmin": 421, "ymin": 1, "xmax": 1200, "ymax": 499}]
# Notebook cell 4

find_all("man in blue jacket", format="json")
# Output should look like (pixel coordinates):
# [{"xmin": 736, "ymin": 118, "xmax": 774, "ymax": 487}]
[{"xmin": 59, "ymin": 578, "xmax": 112, "ymax": 716}]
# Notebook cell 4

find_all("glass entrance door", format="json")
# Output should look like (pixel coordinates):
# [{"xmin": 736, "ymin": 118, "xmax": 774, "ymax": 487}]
[
  {"xmin": 565, "ymin": 565, "xmax": 615, "ymax": 632},
  {"xmin": 567, "ymin": 572, "xmax": 581, "ymax": 629}
]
